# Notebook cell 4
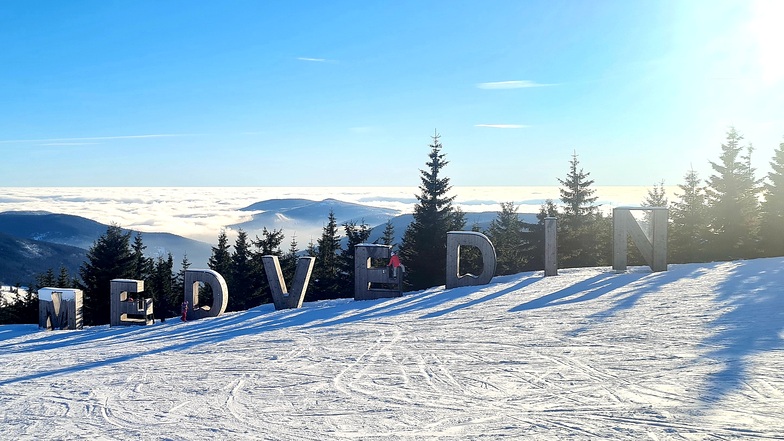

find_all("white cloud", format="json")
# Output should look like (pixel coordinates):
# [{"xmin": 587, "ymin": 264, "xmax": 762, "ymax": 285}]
[
  {"xmin": 297, "ymin": 57, "xmax": 335, "ymax": 63},
  {"xmin": 477, "ymin": 80, "xmax": 550, "ymax": 89},
  {"xmin": 474, "ymin": 124, "xmax": 528, "ymax": 129}
]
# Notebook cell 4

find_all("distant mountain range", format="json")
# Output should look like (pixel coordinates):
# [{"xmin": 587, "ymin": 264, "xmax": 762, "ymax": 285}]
[
  {"xmin": 231, "ymin": 198, "xmax": 400, "ymax": 242},
  {"xmin": 232, "ymin": 198, "xmax": 537, "ymax": 247},
  {"xmin": 0, "ymin": 212, "xmax": 213, "ymax": 285},
  {"xmin": 0, "ymin": 200, "xmax": 537, "ymax": 286},
  {"xmin": 0, "ymin": 230, "xmax": 86, "ymax": 286}
]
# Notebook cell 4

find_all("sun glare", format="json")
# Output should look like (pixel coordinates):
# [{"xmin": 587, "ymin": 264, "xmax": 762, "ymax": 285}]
[{"xmin": 750, "ymin": 0, "xmax": 784, "ymax": 85}]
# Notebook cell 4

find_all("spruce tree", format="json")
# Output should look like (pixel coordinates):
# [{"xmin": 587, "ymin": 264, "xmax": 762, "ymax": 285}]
[
  {"xmin": 399, "ymin": 132, "xmax": 465, "ymax": 290},
  {"xmin": 150, "ymin": 253, "xmax": 175, "ymax": 321},
  {"xmin": 251, "ymin": 227, "xmax": 285, "ymax": 305},
  {"xmin": 208, "ymin": 229, "xmax": 232, "ymax": 283},
  {"xmin": 340, "ymin": 220, "xmax": 372, "ymax": 295},
  {"xmin": 309, "ymin": 210, "xmax": 343, "ymax": 301},
  {"xmin": 641, "ymin": 180, "xmax": 668, "ymax": 226},
  {"xmin": 557, "ymin": 151, "xmax": 602, "ymax": 267},
  {"xmin": 131, "ymin": 232, "xmax": 153, "ymax": 281},
  {"xmin": 78, "ymin": 224, "xmax": 134, "ymax": 325},
  {"xmin": 486, "ymin": 202, "xmax": 528, "ymax": 275},
  {"xmin": 759, "ymin": 140, "xmax": 784, "ymax": 257},
  {"xmin": 380, "ymin": 219, "xmax": 396, "ymax": 248},
  {"xmin": 705, "ymin": 128, "xmax": 761, "ymax": 260},
  {"xmin": 174, "ymin": 253, "xmax": 190, "ymax": 301},
  {"xmin": 229, "ymin": 229, "xmax": 255, "ymax": 311},
  {"xmin": 56, "ymin": 266, "xmax": 72, "ymax": 288},
  {"xmin": 36, "ymin": 268, "xmax": 56, "ymax": 288},
  {"xmin": 669, "ymin": 168, "xmax": 708, "ymax": 263},
  {"xmin": 280, "ymin": 234, "xmax": 300, "ymax": 281}
]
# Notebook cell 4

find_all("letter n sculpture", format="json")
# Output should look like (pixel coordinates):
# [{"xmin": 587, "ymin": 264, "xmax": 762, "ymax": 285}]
[
  {"xmin": 38, "ymin": 288, "xmax": 83, "ymax": 330},
  {"xmin": 446, "ymin": 231, "xmax": 497, "ymax": 289},
  {"xmin": 262, "ymin": 255, "xmax": 315, "ymax": 310},
  {"xmin": 110, "ymin": 279, "xmax": 153, "ymax": 326},
  {"xmin": 613, "ymin": 207, "xmax": 668, "ymax": 272},
  {"xmin": 354, "ymin": 244, "xmax": 403, "ymax": 301},
  {"xmin": 184, "ymin": 269, "xmax": 228, "ymax": 321}
]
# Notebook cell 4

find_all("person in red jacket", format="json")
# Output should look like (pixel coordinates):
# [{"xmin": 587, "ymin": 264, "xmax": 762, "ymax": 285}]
[
  {"xmin": 181, "ymin": 300, "xmax": 188, "ymax": 322},
  {"xmin": 388, "ymin": 251, "xmax": 401, "ymax": 279}
]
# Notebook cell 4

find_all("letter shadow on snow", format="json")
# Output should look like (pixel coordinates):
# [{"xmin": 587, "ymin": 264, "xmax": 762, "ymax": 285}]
[
  {"xmin": 509, "ymin": 271, "xmax": 647, "ymax": 313},
  {"xmin": 306, "ymin": 275, "xmax": 539, "ymax": 329},
  {"xmin": 697, "ymin": 258, "xmax": 784, "ymax": 409},
  {"xmin": 567, "ymin": 265, "xmax": 710, "ymax": 336}
]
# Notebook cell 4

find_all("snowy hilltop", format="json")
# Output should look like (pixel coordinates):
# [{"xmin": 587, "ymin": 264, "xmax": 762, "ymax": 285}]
[{"xmin": 1, "ymin": 258, "xmax": 783, "ymax": 439}]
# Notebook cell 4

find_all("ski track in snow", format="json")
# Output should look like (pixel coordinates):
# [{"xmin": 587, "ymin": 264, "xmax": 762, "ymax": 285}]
[{"xmin": 1, "ymin": 258, "xmax": 783, "ymax": 440}]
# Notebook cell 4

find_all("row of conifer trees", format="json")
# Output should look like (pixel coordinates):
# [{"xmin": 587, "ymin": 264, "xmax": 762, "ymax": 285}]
[{"xmin": 3, "ymin": 127, "xmax": 783, "ymax": 325}]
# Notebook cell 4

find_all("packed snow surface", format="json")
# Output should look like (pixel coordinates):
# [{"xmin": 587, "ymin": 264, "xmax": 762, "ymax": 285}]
[{"xmin": 1, "ymin": 258, "xmax": 783, "ymax": 440}]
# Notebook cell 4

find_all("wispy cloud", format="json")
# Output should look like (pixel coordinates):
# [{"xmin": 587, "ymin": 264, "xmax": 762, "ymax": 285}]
[
  {"xmin": 475, "ymin": 124, "xmax": 529, "ymax": 129},
  {"xmin": 297, "ymin": 57, "xmax": 337, "ymax": 63},
  {"xmin": 477, "ymin": 80, "xmax": 550, "ymax": 89},
  {"xmin": 0, "ymin": 134, "xmax": 200, "ymax": 145}
]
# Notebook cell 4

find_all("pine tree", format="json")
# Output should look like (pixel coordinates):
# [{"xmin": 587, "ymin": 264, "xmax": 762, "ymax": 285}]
[
  {"xmin": 308, "ymin": 210, "xmax": 343, "ymax": 301},
  {"xmin": 399, "ymin": 132, "xmax": 465, "ymax": 290},
  {"xmin": 174, "ymin": 253, "xmax": 190, "ymax": 301},
  {"xmin": 340, "ymin": 220, "xmax": 372, "ymax": 294},
  {"xmin": 486, "ymin": 202, "xmax": 528, "ymax": 275},
  {"xmin": 229, "ymin": 229, "xmax": 256, "ymax": 311},
  {"xmin": 557, "ymin": 151, "xmax": 602, "ymax": 267},
  {"xmin": 669, "ymin": 168, "xmax": 708, "ymax": 263},
  {"xmin": 56, "ymin": 266, "xmax": 72, "ymax": 288},
  {"xmin": 131, "ymin": 232, "xmax": 153, "ymax": 281},
  {"xmin": 36, "ymin": 268, "xmax": 56, "ymax": 288},
  {"xmin": 705, "ymin": 128, "xmax": 761, "ymax": 260},
  {"xmin": 150, "ymin": 253, "xmax": 175, "ymax": 321},
  {"xmin": 641, "ymin": 180, "xmax": 668, "ymax": 226},
  {"xmin": 251, "ymin": 227, "xmax": 285, "ymax": 305},
  {"xmin": 208, "ymin": 229, "xmax": 232, "ymax": 283},
  {"xmin": 280, "ymin": 234, "xmax": 300, "ymax": 282},
  {"xmin": 380, "ymin": 219, "xmax": 396, "ymax": 248},
  {"xmin": 78, "ymin": 224, "xmax": 134, "ymax": 325},
  {"xmin": 759, "ymin": 140, "xmax": 784, "ymax": 257}
]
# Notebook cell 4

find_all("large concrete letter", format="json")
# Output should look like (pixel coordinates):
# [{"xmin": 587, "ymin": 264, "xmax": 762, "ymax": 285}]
[
  {"xmin": 110, "ymin": 279, "xmax": 153, "ymax": 326},
  {"xmin": 613, "ymin": 207, "xmax": 668, "ymax": 272},
  {"xmin": 354, "ymin": 244, "xmax": 403, "ymax": 301},
  {"xmin": 38, "ymin": 288, "xmax": 83, "ymax": 330},
  {"xmin": 262, "ymin": 255, "xmax": 315, "ymax": 310},
  {"xmin": 544, "ymin": 217, "xmax": 558, "ymax": 277},
  {"xmin": 446, "ymin": 231, "xmax": 497, "ymax": 289},
  {"xmin": 184, "ymin": 269, "xmax": 228, "ymax": 320}
]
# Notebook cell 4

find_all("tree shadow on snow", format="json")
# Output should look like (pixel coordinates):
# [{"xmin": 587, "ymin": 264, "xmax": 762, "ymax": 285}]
[{"xmin": 697, "ymin": 258, "xmax": 784, "ymax": 409}]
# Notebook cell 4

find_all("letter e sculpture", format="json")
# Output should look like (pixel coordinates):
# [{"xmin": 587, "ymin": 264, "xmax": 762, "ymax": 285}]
[
  {"xmin": 354, "ymin": 244, "xmax": 403, "ymax": 301},
  {"xmin": 110, "ymin": 279, "xmax": 153, "ymax": 326}
]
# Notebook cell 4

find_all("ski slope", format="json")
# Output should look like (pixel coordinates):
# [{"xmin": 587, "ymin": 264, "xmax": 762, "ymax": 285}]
[{"xmin": 1, "ymin": 258, "xmax": 783, "ymax": 440}]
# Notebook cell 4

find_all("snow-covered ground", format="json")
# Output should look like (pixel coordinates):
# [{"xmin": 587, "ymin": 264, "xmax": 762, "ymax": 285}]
[{"xmin": 1, "ymin": 258, "xmax": 783, "ymax": 440}]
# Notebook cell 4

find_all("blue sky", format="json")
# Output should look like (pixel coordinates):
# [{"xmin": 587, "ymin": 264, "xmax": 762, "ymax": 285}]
[{"xmin": 1, "ymin": 1, "xmax": 782, "ymax": 187}]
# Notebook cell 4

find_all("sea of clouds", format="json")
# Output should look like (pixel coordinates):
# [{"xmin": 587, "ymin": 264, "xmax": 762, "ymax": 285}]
[{"xmin": 0, "ymin": 187, "xmax": 665, "ymax": 243}]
